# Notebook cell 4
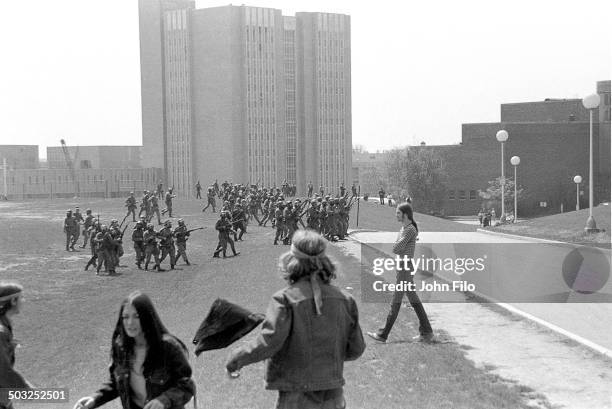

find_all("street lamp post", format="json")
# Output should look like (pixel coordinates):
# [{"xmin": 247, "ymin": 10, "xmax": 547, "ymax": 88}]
[
  {"xmin": 496, "ymin": 130, "xmax": 509, "ymax": 222},
  {"xmin": 582, "ymin": 94, "xmax": 600, "ymax": 233},
  {"xmin": 573, "ymin": 175, "xmax": 582, "ymax": 211},
  {"xmin": 511, "ymin": 156, "xmax": 520, "ymax": 222}
]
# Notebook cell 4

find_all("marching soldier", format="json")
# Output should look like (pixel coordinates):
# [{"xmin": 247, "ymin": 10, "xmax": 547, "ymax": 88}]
[
  {"xmin": 63, "ymin": 210, "xmax": 78, "ymax": 251},
  {"xmin": 80, "ymin": 209, "xmax": 94, "ymax": 248},
  {"xmin": 125, "ymin": 192, "xmax": 137, "ymax": 222},
  {"xmin": 273, "ymin": 202, "xmax": 286, "ymax": 245},
  {"xmin": 142, "ymin": 223, "xmax": 163, "ymax": 271},
  {"xmin": 138, "ymin": 190, "xmax": 149, "ymax": 219},
  {"xmin": 164, "ymin": 188, "xmax": 176, "ymax": 217},
  {"xmin": 84, "ymin": 221, "xmax": 100, "ymax": 271},
  {"xmin": 174, "ymin": 219, "xmax": 191, "ymax": 266},
  {"xmin": 213, "ymin": 211, "xmax": 239, "ymax": 258},
  {"xmin": 158, "ymin": 220, "xmax": 176, "ymax": 270},
  {"xmin": 202, "ymin": 188, "xmax": 216, "ymax": 213},
  {"xmin": 149, "ymin": 194, "xmax": 162, "ymax": 225},
  {"xmin": 231, "ymin": 201, "xmax": 247, "ymax": 241},
  {"xmin": 131, "ymin": 221, "xmax": 145, "ymax": 269}
]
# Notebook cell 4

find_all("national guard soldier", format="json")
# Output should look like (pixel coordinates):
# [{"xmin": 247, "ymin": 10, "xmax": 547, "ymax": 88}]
[
  {"xmin": 138, "ymin": 190, "xmax": 149, "ymax": 219},
  {"xmin": 143, "ymin": 223, "xmax": 163, "ymax": 271},
  {"xmin": 84, "ymin": 220, "xmax": 100, "ymax": 271},
  {"xmin": 149, "ymin": 194, "xmax": 162, "ymax": 225},
  {"xmin": 97, "ymin": 225, "xmax": 118, "ymax": 276},
  {"xmin": 164, "ymin": 188, "xmax": 176, "ymax": 217},
  {"xmin": 132, "ymin": 221, "xmax": 145, "ymax": 269},
  {"xmin": 273, "ymin": 202, "xmax": 286, "ymax": 245},
  {"xmin": 231, "ymin": 202, "xmax": 247, "ymax": 241},
  {"xmin": 213, "ymin": 211, "xmax": 239, "ymax": 258},
  {"xmin": 125, "ymin": 192, "xmax": 138, "ymax": 222},
  {"xmin": 202, "ymin": 187, "xmax": 216, "ymax": 213},
  {"xmin": 174, "ymin": 219, "xmax": 191, "ymax": 266},
  {"xmin": 248, "ymin": 195, "xmax": 262, "ymax": 225},
  {"xmin": 158, "ymin": 220, "xmax": 176, "ymax": 270},
  {"xmin": 73, "ymin": 207, "xmax": 84, "ymax": 244},
  {"xmin": 80, "ymin": 209, "xmax": 94, "ymax": 248},
  {"xmin": 109, "ymin": 219, "xmax": 124, "ymax": 268},
  {"xmin": 64, "ymin": 210, "xmax": 78, "ymax": 251}
]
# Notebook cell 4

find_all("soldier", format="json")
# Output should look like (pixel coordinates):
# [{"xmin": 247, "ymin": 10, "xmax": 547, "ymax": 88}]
[
  {"xmin": 63, "ymin": 210, "xmax": 78, "ymax": 251},
  {"xmin": 143, "ymin": 223, "xmax": 163, "ymax": 271},
  {"xmin": 109, "ymin": 219, "xmax": 123, "ymax": 268},
  {"xmin": 80, "ymin": 209, "xmax": 94, "ymax": 248},
  {"xmin": 158, "ymin": 220, "xmax": 176, "ymax": 270},
  {"xmin": 131, "ymin": 221, "xmax": 145, "ymax": 269},
  {"xmin": 164, "ymin": 188, "xmax": 176, "ymax": 217},
  {"xmin": 138, "ymin": 190, "xmax": 148, "ymax": 218},
  {"xmin": 125, "ymin": 192, "xmax": 137, "ymax": 222},
  {"xmin": 231, "ymin": 202, "xmax": 247, "ymax": 241},
  {"xmin": 195, "ymin": 180, "xmax": 202, "ymax": 199},
  {"xmin": 202, "ymin": 188, "xmax": 216, "ymax": 213},
  {"xmin": 213, "ymin": 211, "xmax": 239, "ymax": 258},
  {"xmin": 97, "ymin": 225, "xmax": 118, "ymax": 276},
  {"xmin": 149, "ymin": 194, "xmax": 162, "ymax": 225},
  {"xmin": 174, "ymin": 219, "xmax": 191, "ymax": 266},
  {"xmin": 84, "ymin": 220, "xmax": 100, "ymax": 271},
  {"xmin": 156, "ymin": 180, "xmax": 164, "ymax": 199},
  {"xmin": 73, "ymin": 207, "xmax": 84, "ymax": 244},
  {"xmin": 247, "ymin": 195, "xmax": 262, "ymax": 225},
  {"xmin": 273, "ymin": 202, "xmax": 286, "ymax": 245}
]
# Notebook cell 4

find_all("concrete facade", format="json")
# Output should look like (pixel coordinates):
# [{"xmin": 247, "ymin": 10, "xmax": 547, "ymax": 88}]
[
  {"xmin": 0, "ymin": 145, "xmax": 39, "ymax": 169},
  {"xmin": 139, "ymin": 3, "xmax": 352, "ymax": 196}
]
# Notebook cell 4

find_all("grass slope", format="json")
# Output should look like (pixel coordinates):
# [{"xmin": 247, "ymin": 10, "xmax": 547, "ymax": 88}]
[{"xmin": 0, "ymin": 198, "xmax": 546, "ymax": 409}]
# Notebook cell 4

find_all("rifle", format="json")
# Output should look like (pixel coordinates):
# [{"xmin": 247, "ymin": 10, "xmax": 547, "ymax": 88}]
[
  {"xmin": 119, "ymin": 213, "xmax": 129, "ymax": 228},
  {"xmin": 186, "ymin": 227, "xmax": 205, "ymax": 234}
]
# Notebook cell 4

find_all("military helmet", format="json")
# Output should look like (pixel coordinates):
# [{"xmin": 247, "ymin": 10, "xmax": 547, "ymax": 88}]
[
  {"xmin": 178, "ymin": 219, "xmax": 185, "ymax": 225},
  {"xmin": 147, "ymin": 223, "xmax": 154, "ymax": 230},
  {"xmin": 164, "ymin": 220, "xmax": 172, "ymax": 227},
  {"xmin": 86, "ymin": 208, "xmax": 92, "ymax": 214}
]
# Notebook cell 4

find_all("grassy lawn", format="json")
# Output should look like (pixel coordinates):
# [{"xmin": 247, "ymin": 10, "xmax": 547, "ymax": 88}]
[
  {"xmin": 489, "ymin": 205, "xmax": 611, "ymax": 248},
  {"xmin": 0, "ymin": 197, "xmax": 547, "ymax": 408}
]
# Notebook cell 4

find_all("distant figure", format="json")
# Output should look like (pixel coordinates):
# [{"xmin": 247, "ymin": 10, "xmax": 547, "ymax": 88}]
[
  {"xmin": 307, "ymin": 181, "xmax": 314, "ymax": 198},
  {"xmin": 478, "ymin": 208, "xmax": 484, "ymax": 227},
  {"xmin": 195, "ymin": 181, "xmax": 202, "ymax": 199},
  {"xmin": 491, "ymin": 208, "xmax": 496, "ymax": 223},
  {"xmin": 379, "ymin": 187, "xmax": 385, "ymax": 205},
  {"xmin": 405, "ymin": 195, "xmax": 412, "ymax": 204},
  {"xmin": 156, "ymin": 181, "xmax": 163, "ymax": 199},
  {"xmin": 387, "ymin": 194, "xmax": 393, "ymax": 207},
  {"xmin": 351, "ymin": 183, "xmax": 357, "ymax": 197}
]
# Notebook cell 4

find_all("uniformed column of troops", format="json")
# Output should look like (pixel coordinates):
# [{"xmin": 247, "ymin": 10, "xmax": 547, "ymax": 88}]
[{"xmin": 63, "ymin": 179, "xmax": 358, "ymax": 275}]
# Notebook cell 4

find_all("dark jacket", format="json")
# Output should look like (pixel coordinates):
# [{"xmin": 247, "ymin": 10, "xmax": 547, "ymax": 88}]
[
  {"xmin": 0, "ymin": 316, "xmax": 30, "ymax": 409},
  {"xmin": 227, "ymin": 278, "xmax": 365, "ymax": 391},
  {"xmin": 91, "ymin": 335, "xmax": 195, "ymax": 409}
]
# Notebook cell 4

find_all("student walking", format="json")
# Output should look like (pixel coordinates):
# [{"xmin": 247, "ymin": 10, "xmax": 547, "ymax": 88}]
[{"xmin": 367, "ymin": 202, "xmax": 434, "ymax": 343}]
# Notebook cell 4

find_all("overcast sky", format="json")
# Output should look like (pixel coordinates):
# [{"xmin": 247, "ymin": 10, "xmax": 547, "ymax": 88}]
[{"xmin": 0, "ymin": 0, "xmax": 610, "ymax": 158}]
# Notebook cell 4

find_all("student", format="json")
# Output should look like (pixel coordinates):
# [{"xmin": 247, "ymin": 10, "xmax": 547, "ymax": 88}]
[
  {"xmin": 226, "ymin": 229, "xmax": 365, "ymax": 409},
  {"xmin": 0, "ymin": 282, "xmax": 33, "ymax": 409},
  {"xmin": 367, "ymin": 202, "xmax": 434, "ymax": 343},
  {"xmin": 73, "ymin": 291, "xmax": 195, "ymax": 409}
]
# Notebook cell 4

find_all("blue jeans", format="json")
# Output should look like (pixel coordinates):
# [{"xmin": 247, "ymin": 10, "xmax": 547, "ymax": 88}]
[{"xmin": 378, "ymin": 268, "xmax": 432, "ymax": 339}]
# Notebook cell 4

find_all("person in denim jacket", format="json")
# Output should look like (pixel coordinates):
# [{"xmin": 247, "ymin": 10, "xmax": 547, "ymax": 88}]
[
  {"xmin": 0, "ymin": 282, "xmax": 33, "ymax": 409},
  {"xmin": 226, "ymin": 229, "xmax": 365, "ymax": 409},
  {"xmin": 74, "ymin": 291, "xmax": 195, "ymax": 409}
]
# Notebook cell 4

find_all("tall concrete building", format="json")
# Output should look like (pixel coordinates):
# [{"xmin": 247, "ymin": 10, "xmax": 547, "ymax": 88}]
[{"xmin": 138, "ymin": 1, "xmax": 352, "ymax": 196}]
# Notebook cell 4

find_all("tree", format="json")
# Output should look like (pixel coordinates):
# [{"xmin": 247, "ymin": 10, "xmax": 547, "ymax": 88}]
[
  {"xmin": 384, "ymin": 147, "xmax": 448, "ymax": 213},
  {"xmin": 478, "ymin": 177, "xmax": 525, "ymax": 213}
]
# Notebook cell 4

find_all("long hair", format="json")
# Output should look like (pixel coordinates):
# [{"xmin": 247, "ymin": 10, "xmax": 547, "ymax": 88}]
[
  {"xmin": 397, "ymin": 202, "xmax": 418, "ymax": 233},
  {"xmin": 279, "ymin": 229, "xmax": 336, "ymax": 284},
  {"xmin": 111, "ymin": 291, "xmax": 185, "ymax": 373},
  {"xmin": 0, "ymin": 282, "xmax": 23, "ymax": 316}
]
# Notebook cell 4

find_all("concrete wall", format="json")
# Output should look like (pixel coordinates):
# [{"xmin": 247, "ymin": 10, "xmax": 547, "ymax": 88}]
[
  {"xmin": 501, "ymin": 99, "xmax": 589, "ymax": 123},
  {"xmin": 0, "ymin": 145, "xmax": 38, "ymax": 169}
]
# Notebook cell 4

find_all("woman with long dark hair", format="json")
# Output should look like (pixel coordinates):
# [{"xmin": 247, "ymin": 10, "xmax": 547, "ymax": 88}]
[
  {"xmin": 367, "ymin": 202, "xmax": 434, "ymax": 343},
  {"xmin": 73, "ymin": 291, "xmax": 195, "ymax": 409},
  {"xmin": 0, "ymin": 282, "xmax": 33, "ymax": 409}
]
